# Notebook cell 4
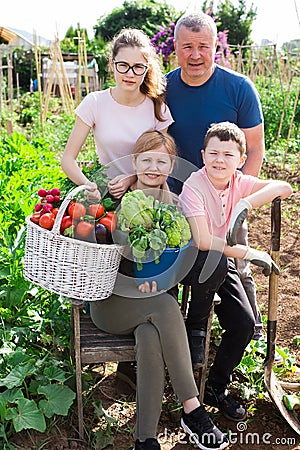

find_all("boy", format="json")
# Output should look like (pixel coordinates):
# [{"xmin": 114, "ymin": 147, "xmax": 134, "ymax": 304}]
[{"xmin": 179, "ymin": 122, "xmax": 292, "ymax": 421}]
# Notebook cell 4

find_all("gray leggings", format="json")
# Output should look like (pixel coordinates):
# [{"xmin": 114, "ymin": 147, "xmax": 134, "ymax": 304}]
[{"xmin": 90, "ymin": 287, "xmax": 198, "ymax": 441}]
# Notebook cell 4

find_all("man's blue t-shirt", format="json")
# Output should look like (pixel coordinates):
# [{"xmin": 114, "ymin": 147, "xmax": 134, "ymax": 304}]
[{"xmin": 166, "ymin": 65, "xmax": 263, "ymax": 193}]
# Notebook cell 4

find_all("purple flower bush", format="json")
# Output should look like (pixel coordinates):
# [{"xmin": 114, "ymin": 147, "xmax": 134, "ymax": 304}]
[
  {"xmin": 151, "ymin": 22, "xmax": 175, "ymax": 69},
  {"xmin": 216, "ymin": 30, "xmax": 232, "ymax": 68}
]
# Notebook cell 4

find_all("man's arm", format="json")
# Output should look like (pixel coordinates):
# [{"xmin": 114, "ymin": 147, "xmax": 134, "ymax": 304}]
[{"xmin": 241, "ymin": 123, "xmax": 265, "ymax": 177}]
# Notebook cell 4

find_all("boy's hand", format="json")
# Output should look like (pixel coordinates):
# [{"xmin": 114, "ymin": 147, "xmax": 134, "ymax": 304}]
[
  {"xmin": 227, "ymin": 199, "xmax": 252, "ymax": 246},
  {"xmin": 243, "ymin": 247, "xmax": 280, "ymax": 276}
]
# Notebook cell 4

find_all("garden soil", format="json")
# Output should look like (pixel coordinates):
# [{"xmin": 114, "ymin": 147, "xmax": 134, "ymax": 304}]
[{"xmin": 9, "ymin": 163, "xmax": 300, "ymax": 450}]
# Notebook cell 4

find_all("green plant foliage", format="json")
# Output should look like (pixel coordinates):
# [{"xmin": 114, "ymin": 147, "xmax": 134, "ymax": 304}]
[
  {"xmin": 6, "ymin": 397, "xmax": 46, "ymax": 433},
  {"xmin": 236, "ymin": 339, "xmax": 296, "ymax": 400},
  {"xmin": 94, "ymin": 0, "xmax": 178, "ymax": 42},
  {"xmin": 255, "ymin": 74, "xmax": 300, "ymax": 168},
  {"xmin": 38, "ymin": 384, "xmax": 76, "ymax": 418},
  {"xmin": 0, "ymin": 131, "xmax": 76, "ymax": 444},
  {"xmin": 212, "ymin": 0, "xmax": 257, "ymax": 46},
  {"xmin": 92, "ymin": 401, "xmax": 118, "ymax": 449},
  {"xmin": 293, "ymin": 335, "xmax": 300, "ymax": 346},
  {"xmin": 60, "ymin": 25, "xmax": 90, "ymax": 52}
]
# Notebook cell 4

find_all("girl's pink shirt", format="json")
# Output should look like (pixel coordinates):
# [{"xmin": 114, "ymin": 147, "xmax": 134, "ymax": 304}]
[
  {"xmin": 178, "ymin": 167, "xmax": 257, "ymax": 239},
  {"xmin": 75, "ymin": 88, "xmax": 174, "ymax": 178}
]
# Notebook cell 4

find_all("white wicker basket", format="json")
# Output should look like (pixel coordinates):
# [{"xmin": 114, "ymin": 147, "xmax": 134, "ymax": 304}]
[{"xmin": 23, "ymin": 184, "xmax": 124, "ymax": 301}]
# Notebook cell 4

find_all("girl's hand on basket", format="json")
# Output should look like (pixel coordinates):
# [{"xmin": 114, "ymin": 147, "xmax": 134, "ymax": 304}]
[{"xmin": 85, "ymin": 182, "xmax": 101, "ymax": 202}]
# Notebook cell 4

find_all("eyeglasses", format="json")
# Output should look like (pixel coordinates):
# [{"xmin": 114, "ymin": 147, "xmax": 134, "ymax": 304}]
[{"xmin": 113, "ymin": 60, "xmax": 148, "ymax": 76}]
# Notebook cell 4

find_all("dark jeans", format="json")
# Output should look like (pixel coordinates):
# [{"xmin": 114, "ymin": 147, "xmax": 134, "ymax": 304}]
[
  {"xmin": 183, "ymin": 250, "xmax": 255, "ymax": 387},
  {"xmin": 182, "ymin": 250, "xmax": 228, "ymax": 327}
]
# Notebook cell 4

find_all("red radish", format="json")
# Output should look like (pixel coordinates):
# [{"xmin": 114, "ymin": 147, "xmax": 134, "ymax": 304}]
[
  {"xmin": 38, "ymin": 189, "xmax": 47, "ymax": 197},
  {"xmin": 43, "ymin": 203, "xmax": 54, "ymax": 212},
  {"xmin": 34, "ymin": 203, "xmax": 43, "ymax": 212},
  {"xmin": 53, "ymin": 195, "xmax": 60, "ymax": 202},
  {"xmin": 46, "ymin": 194, "xmax": 55, "ymax": 203},
  {"xmin": 51, "ymin": 188, "xmax": 60, "ymax": 196}
]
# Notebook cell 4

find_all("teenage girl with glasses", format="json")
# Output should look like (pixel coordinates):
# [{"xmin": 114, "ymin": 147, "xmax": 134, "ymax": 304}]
[{"xmin": 61, "ymin": 28, "xmax": 174, "ymax": 201}]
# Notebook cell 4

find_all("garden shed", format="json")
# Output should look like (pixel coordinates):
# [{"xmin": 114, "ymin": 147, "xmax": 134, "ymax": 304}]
[{"xmin": 0, "ymin": 26, "xmax": 51, "ymax": 49}]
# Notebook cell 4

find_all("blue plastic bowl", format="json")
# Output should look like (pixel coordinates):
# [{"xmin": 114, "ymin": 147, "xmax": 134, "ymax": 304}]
[{"xmin": 133, "ymin": 240, "xmax": 191, "ymax": 291}]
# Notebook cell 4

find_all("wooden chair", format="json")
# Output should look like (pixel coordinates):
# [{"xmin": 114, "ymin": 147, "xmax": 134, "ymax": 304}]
[{"xmin": 70, "ymin": 286, "xmax": 219, "ymax": 438}]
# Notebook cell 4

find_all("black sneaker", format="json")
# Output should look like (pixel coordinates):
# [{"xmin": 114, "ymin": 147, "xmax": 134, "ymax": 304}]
[
  {"xmin": 134, "ymin": 438, "xmax": 161, "ymax": 449},
  {"xmin": 181, "ymin": 405, "xmax": 229, "ymax": 450},
  {"xmin": 116, "ymin": 361, "xmax": 137, "ymax": 390},
  {"xmin": 204, "ymin": 384, "xmax": 247, "ymax": 421},
  {"xmin": 186, "ymin": 328, "xmax": 206, "ymax": 368}
]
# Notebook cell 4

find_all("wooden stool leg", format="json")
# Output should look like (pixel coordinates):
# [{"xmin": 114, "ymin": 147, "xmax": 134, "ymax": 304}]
[
  {"xmin": 73, "ymin": 303, "xmax": 84, "ymax": 439},
  {"xmin": 198, "ymin": 301, "xmax": 215, "ymax": 403},
  {"xmin": 181, "ymin": 284, "xmax": 190, "ymax": 317}
]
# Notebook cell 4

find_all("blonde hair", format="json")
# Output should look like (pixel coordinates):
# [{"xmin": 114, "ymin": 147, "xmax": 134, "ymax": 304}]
[
  {"xmin": 133, "ymin": 130, "xmax": 177, "ymax": 158},
  {"xmin": 204, "ymin": 122, "xmax": 246, "ymax": 155},
  {"xmin": 111, "ymin": 28, "xmax": 167, "ymax": 122}
]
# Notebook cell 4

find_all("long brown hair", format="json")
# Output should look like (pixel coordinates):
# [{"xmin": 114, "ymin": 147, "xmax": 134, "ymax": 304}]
[{"xmin": 111, "ymin": 28, "xmax": 167, "ymax": 122}]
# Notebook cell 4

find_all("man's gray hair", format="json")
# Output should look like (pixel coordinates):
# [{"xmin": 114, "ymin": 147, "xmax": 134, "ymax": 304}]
[{"xmin": 174, "ymin": 12, "xmax": 217, "ymax": 40}]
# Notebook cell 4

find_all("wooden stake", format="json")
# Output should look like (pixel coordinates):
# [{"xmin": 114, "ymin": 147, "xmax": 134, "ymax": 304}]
[
  {"xmin": 282, "ymin": 86, "xmax": 299, "ymax": 170},
  {"xmin": 82, "ymin": 31, "xmax": 89, "ymax": 95},
  {"xmin": 34, "ymin": 31, "xmax": 44, "ymax": 135},
  {"xmin": 7, "ymin": 50, "xmax": 13, "ymax": 114}
]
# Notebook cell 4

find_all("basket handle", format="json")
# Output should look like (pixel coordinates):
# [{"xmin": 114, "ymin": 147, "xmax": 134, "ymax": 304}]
[{"xmin": 51, "ymin": 184, "xmax": 92, "ymax": 235}]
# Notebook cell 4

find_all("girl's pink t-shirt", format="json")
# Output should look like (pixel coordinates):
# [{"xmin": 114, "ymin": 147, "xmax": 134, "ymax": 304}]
[
  {"xmin": 75, "ymin": 88, "xmax": 174, "ymax": 178},
  {"xmin": 179, "ymin": 167, "xmax": 257, "ymax": 239}
]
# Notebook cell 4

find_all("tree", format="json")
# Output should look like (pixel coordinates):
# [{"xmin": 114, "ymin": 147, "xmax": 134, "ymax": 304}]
[
  {"xmin": 60, "ymin": 25, "xmax": 90, "ymax": 52},
  {"xmin": 213, "ymin": 0, "xmax": 257, "ymax": 46},
  {"xmin": 94, "ymin": 0, "xmax": 179, "ymax": 42}
]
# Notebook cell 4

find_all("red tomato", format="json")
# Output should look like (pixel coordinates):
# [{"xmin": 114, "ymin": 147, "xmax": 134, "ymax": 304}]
[
  {"xmin": 60, "ymin": 215, "xmax": 73, "ymax": 233},
  {"xmin": 76, "ymin": 221, "xmax": 94, "ymax": 238},
  {"xmin": 105, "ymin": 211, "xmax": 116, "ymax": 219},
  {"xmin": 39, "ymin": 213, "xmax": 55, "ymax": 230},
  {"xmin": 30, "ymin": 212, "xmax": 41, "ymax": 224},
  {"xmin": 68, "ymin": 202, "xmax": 86, "ymax": 220},
  {"xmin": 52, "ymin": 207, "xmax": 59, "ymax": 217},
  {"xmin": 88, "ymin": 203, "xmax": 105, "ymax": 219},
  {"xmin": 99, "ymin": 213, "xmax": 117, "ymax": 232}
]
